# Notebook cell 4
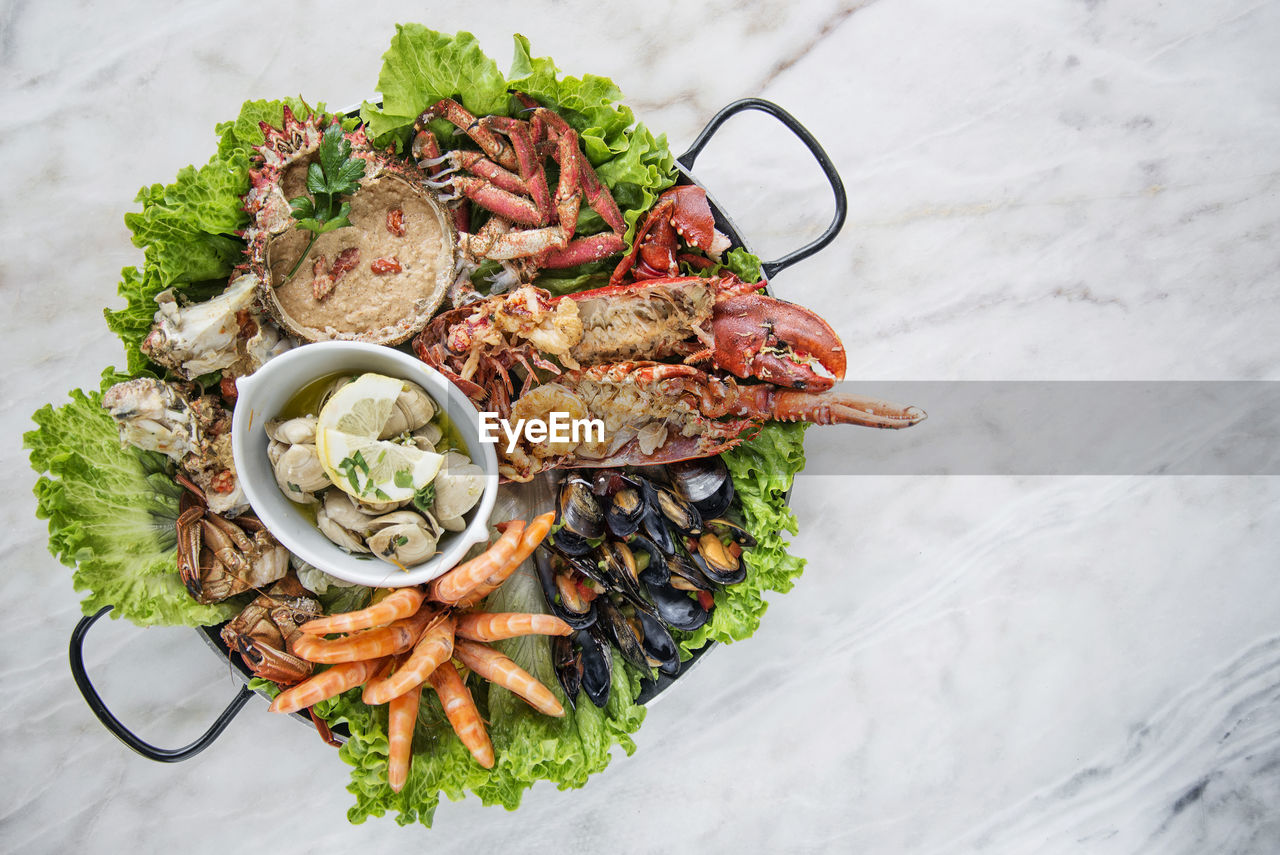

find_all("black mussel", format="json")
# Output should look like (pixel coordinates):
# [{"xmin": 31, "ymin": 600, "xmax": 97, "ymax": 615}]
[
  {"xmin": 605, "ymin": 481, "xmax": 646, "ymax": 539},
  {"xmin": 598, "ymin": 540, "xmax": 646, "ymax": 605},
  {"xmin": 636, "ymin": 608, "xmax": 680, "ymax": 676},
  {"xmin": 551, "ymin": 634, "xmax": 581, "ymax": 705},
  {"xmin": 535, "ymin": 545, "xmax": 599, "ymax": 629},
  {"xmin": 655, "ymin": 484, "xmax": 703, "ymax": 536},
  {"xmin": 557, "ymin": 476, "xmax": 605, "ymax": 542},
  {"xmin": 665, "ymin": 551, "xmax": 714, "ymax": 592},
  {"xmin": 631, "ymin": 534, "xmax": 669, "ymax": 585},
  {"xmin": 706, "ymin": 517, "xmax": 758, "ymax": 549},
  {"xmin": 645, "ymin": 576, "xmax": 712, "ymax": 632},
  {"xmin": 597, "ymin": 596, "xmax": 653, "ymax": 672},
  {"xmin": 691, "ymin": 530, "xmax": 747, "ymax": 585},
  {"xmin": 669, "ymin": 456, "xmax": 735, "ymax": 519},
  {"xmin": 581, "ymin": 624, "xmax": 613, "ymax": 707},
  {"xmin": 637, "ymin": 479, "xmax": 678, "ymax": 554}
]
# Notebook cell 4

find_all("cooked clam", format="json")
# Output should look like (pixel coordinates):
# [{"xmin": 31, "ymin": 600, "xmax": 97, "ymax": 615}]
[
  {"xmin": 379, "ymin": 382, "xmax": 435, "ymax": 438},
  {"xmin": 270, "ymin": 442, "xmax": 331, "ymax": 501},
  {"xmin": 367, "ymin": 522, "xmax": 438, "ymax": 567}
]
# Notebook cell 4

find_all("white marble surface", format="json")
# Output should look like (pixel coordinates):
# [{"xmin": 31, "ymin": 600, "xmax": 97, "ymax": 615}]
[{"xmin": 5, "ymin": 1, "xmax": 1280, "ymax": 852}]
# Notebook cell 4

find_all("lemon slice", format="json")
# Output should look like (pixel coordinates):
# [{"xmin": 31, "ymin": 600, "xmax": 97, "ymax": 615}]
[
  {"xmin": 317, "ymin": 428, "xmax": 444, "ymax": 503},
  {"xmin": 317, "ymin": 372, "xmax": 406, "ymax": 438}
]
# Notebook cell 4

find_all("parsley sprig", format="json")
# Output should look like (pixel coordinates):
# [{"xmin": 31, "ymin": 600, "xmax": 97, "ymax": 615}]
[{"xmin": 285, "ymin": 123, "xmax": 366, "ymax": 279}]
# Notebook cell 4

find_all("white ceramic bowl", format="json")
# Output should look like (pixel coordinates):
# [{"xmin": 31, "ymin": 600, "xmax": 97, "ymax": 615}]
[{"xmin": 230, "ymin": 341, "xmax": 498, "ymax": 587}]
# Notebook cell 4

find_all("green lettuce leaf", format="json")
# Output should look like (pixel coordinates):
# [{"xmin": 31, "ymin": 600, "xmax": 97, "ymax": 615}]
[
  {"xmin": 361, "ymin": 26, "xmax": 510, "ymax": 145},
  {"xmin": 24, "ymin": 369, "xmax": 236, "ymax": 626},
  {"xmin": 677, "ymin": 422, "xmax": 810, "ymax": 651}
]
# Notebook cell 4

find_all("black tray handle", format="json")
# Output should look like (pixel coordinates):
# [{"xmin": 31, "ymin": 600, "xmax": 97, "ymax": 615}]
[
  {"xmin": 677, "ymin": 98, "xmax": 848, "ymax": 280},
  {"xmin": 69, "ymin": 605, "xmax": 254, "ymax": 763}
]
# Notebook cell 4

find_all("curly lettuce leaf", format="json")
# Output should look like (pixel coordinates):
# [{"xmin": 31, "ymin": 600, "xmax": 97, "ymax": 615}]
[
  {"xmin": 678, "ymin": 422, "xmax": 810, "ymax": 651},
  {"xmin": 24, "ymin": 369, "xmax": 236, "ymax": 626},
  {"xmin": 361, "ymin": 26, "xmax": 510, "ymax": 145}
]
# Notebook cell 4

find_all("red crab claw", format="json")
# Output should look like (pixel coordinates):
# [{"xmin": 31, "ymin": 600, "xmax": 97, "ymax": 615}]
[
  {"xmin": 704, "ymin": 293, "xmax": 848, "ymax": 392},
  {"xmin": 728, "ymin": 384, "xmax": 926, "ymax": 429},
  {"xmin": 609, "ymin": 185, "xmax": 723, "ymax": 286}
]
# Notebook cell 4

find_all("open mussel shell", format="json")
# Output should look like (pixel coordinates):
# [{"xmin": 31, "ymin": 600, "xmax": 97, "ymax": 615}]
[
  {"xmin": 580, "ymin": 625, "xmax": 614, "ymax": 707},
  {"xmin": 707, "ymin": 517, "xmax": 758, "ymax": 549},
  {"xmin": 559, "ymin": 477, "xmax": 605, "ymax": 537},
  {"xmin": 597, "ymin": 540, "xmax": 647, "ymax": 605},
  {"xmin": 669, "ymin": 456, "xmax": 735, "ymax": 520},
  {"xmin": 631, "ymin": 534, "xmax": 669, "ymax": 586},
  {"xmin": 535, "ymin": 545, "xmax": 598, "ymax": 629},
  {"xmin": 691, "ymin": 531, "xmax": 747, "ymax": 586},
  {"xmin": 636, "ymin": 608, "xmax": 680, "ymax": 676},
  {"xmin": 551, "ymin": 634, "xmax": 581, "ymax": 705},
  {"xmin": 597, "ymin": 596, "xmax": 655, "ymax": 673},
  {"xmin": 665, "ymin": 552, "xmax": 713, "ymax": 592},
  {"xmin": 655, "ymin": 483, "xmax": 702, "ymax": 536},
  {"xmin": 644, "ymin": 577, "xmax": 711, "ymax": 633},
  {"xmin": 604, "ymin": 481, "xmax": 646, "ymax": 539}
]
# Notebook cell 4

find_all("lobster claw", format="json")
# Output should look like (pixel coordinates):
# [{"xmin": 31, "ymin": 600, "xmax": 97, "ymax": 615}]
[
  {"xmin": 610, "ymin": 186, "xmax": 725, "ymax": 286},
  {"xmin": 710, "ymin": 293, "xmax": 847, "ymax": 391}
]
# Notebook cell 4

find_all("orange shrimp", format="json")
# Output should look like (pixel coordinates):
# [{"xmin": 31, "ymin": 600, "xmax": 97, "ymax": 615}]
[
  {"xmin": 293, "ymin": 607, "xmax": 436, "ymax": 663},
  {"xmin": 362, "ymin": 614, "xmax": 456, "ymax": 705},
  {"xmin": 387, "ymin": 681, "xmax": 422, "ymax": 792},
  {"xmin": 428, "ymin": 521, "xmax": 526, "ymax": 605},
  {"xmin": 455, "ymin": 611, "xmax": 572, "ymax": 642},
  {"xmin": 452, "ymin": 639, "xmax": 564, "ymax": 717},
  {"xmin": 427, "ymin": 661, "xmax": 494, "ymax": 769},
  {"xmin": 268, "ymin": 657, "xmax": 387, "ymax": 715},
  {"xmin": 299, "ymin": 587, "xmax": 425, "ymax": 636},
  {"xmin": 454, "ymin": 512, "xmax": 555, "ymax": 608}
]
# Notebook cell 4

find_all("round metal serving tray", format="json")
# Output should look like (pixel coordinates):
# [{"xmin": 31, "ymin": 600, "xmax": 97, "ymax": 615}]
[{"xmin": 67, "ymin": 97, "xmax": 847, "ymax": 761}]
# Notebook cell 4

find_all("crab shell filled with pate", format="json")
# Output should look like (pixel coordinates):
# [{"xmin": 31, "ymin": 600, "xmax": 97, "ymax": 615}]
[{"xmin": 243, "ymin": 108, "xmax": 457, "ymax": 345}]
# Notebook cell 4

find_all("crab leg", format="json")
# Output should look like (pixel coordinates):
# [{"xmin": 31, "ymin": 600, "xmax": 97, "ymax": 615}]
[
  {"xmin": 450, "ymin": 177, "xmax": 544, "ymax": 227},
  {"xmin": 427, "ymin": 661, "xmax": 494, "ymax": 768},
  {"xmin": 538, "ymin": 233, "xmax": 628, "ymax": 268},
  {"xmin": 412, "ymin": 128, "xmax": 470, "ymax": 233},
  {"xmin": 449, "ymin": 150, "xmax": 528, "ymax": 197},
  {"xmin": 415, "ymin": 98, "xmax": 516, "ymax": 171},
  {"xmin": 481, "ymin": 116, "xmax": 552, "ymax": 224}
]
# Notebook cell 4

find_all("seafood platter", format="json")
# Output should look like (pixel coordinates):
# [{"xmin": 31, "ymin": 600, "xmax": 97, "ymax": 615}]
[{"xmin": 29, "ymin": 27, "xmax": 923, "ymax": 826}]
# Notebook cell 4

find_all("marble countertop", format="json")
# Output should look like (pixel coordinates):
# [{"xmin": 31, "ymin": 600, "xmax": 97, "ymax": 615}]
[{"xmin": 4, "ymin": 2, "xmax": 1279, "ymax": 852}]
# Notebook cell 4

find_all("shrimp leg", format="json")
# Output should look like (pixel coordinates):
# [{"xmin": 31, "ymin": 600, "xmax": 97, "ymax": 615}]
[
  {"xmin": 387, "ymin": 681, "xmax": 422, "ymax": 792},
  {"xmin": 293, "ymin": 607, "xmax": 436, "ymax": 663},
  {"xmin": 453, "ymin": 639, "xmax": 564, "ymax": 717},
  {"xmin": 268, "ymin": 657, "xmax": 387, "ymax": 715},
  {"xmin": 428, "ymin": 522, "xmax": 526, "ymax": 605},
  {"xmin": 454, "ymin": 512, "xmax": 555, "ymax": 608},
  {"xmin": 427, "ymin": 661, "xmax": 494, "ymax": 769},
  {"xmin": 362, "ymin": 615, "xmax": 456, "ymax": 705},
  {"xmin": 299, "ymin": 587, "xmax": 426, "ymax": 636},
  {"xmin": 455, "ymin": 611, "xmax": 572, "ymax": 642}
]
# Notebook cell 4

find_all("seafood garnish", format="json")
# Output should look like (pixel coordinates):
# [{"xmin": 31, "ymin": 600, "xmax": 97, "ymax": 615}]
[
  {"xmin": 141, "ymin": 273, "xmax": 294, "ymax": 386},
  {"xmin": 267, "ymin": 514, "xmax": 569, "ymax": 788},
  {"xmin": 101, "ymin": 377, "xmax": 246, "ymax": 515}
]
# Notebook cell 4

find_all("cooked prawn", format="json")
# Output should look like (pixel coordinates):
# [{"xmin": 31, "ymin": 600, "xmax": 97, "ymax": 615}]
[
  {"xmin": 299, "ymin": 587, "xmax": 426, "ymax": 636},
  {"xmin": 427, "ymin": 660, "xmax": 494, "ymax": 769},
  {"xmin": 454, "ymin": 512, "xmax": 555, "ymax": 608},
  {"xmin": 428, "ymin": 522, "xmax": 526, "ymax": 605},
  {"xmin": 268, "ymin": 657, "xmax": 387, "ymax": 715},
  {"xmin": 362, "ymin": 614, "xmax": 456, "ymax": 705},
  {"xmin": 293, "ymin": 607, "xmax": 436, "ymax": 663},
  {"xmin": 387, "ymin": 680, "xmax": 422, "ymax": 792},
  {"xmin": 452, "ymin": 639, "xmax": 564, "ymax": 717},
  {"xmin": 455, "ymin": 611, "xmax": 572, "ymax": 642}
]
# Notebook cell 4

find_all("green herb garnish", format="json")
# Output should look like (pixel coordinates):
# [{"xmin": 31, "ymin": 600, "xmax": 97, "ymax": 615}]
[
  {"xmin": 412, "ymin": 483, "xmax": 435, "ymax": 514},
  {"xmin": 285, "ymin": 123, "xmax": 366, "ymax": 279},
  {"xmin": 393, "ymin": 469, "xmax": 413, "ymax": 489}
]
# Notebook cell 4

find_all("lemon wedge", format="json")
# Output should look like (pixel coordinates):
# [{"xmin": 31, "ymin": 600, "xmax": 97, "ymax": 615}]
[
  {"xmin": 317, "ymin": 428, "xmax": 444, "ymax": 502},
  {"xmin": 318, "ymin": 372, "xmax": 405, "ymax": 438},
  {"xmin": 315, "ymin": 372, "xmax": 443, "ymax": 502}
]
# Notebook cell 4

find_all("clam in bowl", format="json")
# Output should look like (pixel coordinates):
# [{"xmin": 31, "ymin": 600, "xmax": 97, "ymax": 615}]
[{"xmin": 230, "ymin": 341, "xmax": 499, "ymax": 587}]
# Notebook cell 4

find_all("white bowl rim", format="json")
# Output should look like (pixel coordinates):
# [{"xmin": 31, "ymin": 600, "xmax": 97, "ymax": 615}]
[{"xmin": 229, "ymin": 341, "xmax": 499, "ymax": 588}]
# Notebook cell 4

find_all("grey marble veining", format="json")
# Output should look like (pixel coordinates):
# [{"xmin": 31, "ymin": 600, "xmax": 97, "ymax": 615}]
[{"xmin": 3, "ymin": 1, "xmax": 1279, "ymax": 853}]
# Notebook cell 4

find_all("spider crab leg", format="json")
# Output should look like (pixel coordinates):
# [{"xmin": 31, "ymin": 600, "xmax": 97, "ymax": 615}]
[{"xmin": 414, "ymin": 98, "xmax": 517, "ymax": 171}]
